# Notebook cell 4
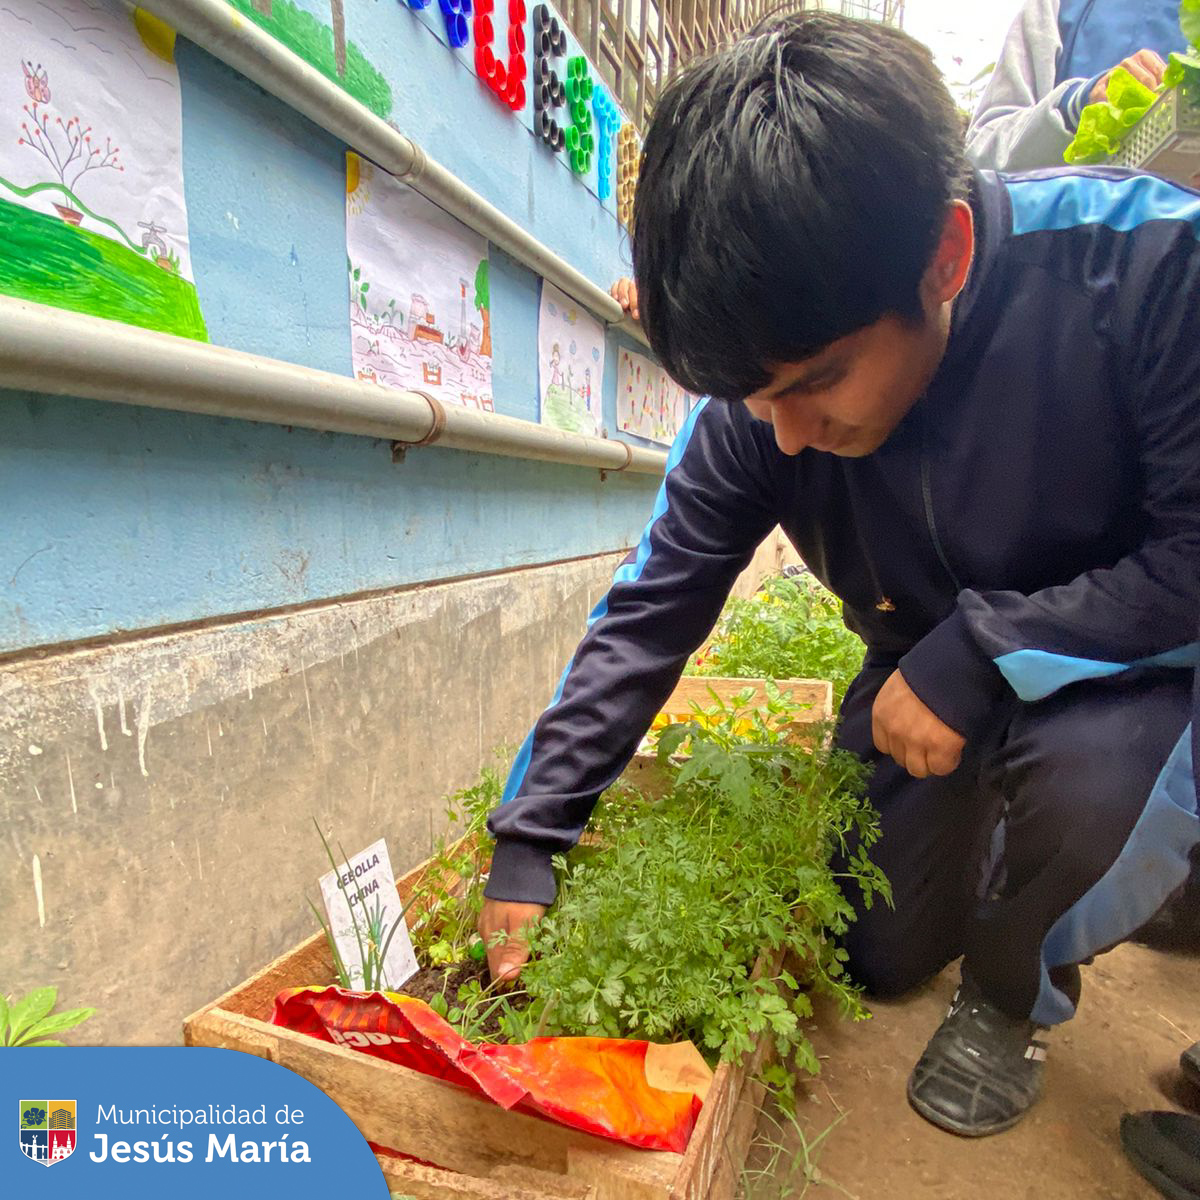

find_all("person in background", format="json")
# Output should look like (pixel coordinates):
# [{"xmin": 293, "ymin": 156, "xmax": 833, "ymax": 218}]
[{"xmin": 966, "ymin": 0, "xmax": 1181, "ymax": 172}]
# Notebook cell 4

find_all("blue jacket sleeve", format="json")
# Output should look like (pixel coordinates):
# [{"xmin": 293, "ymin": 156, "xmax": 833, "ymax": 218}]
[
  {"xmin": 485, "ymin": 400, "xmax": 782, "ymax": 904},
  {"xmin": 901, "ymin": 219, "xmax": 1200, "ymax": 737}
]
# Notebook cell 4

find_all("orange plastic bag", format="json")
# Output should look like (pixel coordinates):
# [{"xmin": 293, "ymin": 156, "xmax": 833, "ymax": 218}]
[{"xmin": 272, "ymin": 986, "xmax": 703, "ymax": 1153}]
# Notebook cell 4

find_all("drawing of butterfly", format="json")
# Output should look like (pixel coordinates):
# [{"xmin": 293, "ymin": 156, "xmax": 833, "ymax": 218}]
[{"xmin": 22, "ymin": 61, "xmax": 51, "ymax": 104}]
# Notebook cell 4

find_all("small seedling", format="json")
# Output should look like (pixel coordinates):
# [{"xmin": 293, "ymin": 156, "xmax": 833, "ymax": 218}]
[
  {"xmin": 309, "ymin": 821, "xmax": 407, "ymax": 992},
  {"xmin": 1, "ymin": 986, "xmax": 94, "ymax": 1047}
]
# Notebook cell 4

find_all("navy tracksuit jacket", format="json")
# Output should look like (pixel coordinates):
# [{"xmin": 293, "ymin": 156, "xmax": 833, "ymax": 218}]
[{"xmin": 487, "ymin": 168, "xmax": 1200, "ymax": 1025}]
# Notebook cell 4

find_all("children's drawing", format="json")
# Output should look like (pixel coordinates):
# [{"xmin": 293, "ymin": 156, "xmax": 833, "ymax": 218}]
[
  {"xmin": 230, "ymin": 0, "xmax": 392, "ymax": 119},
  {"xmin": 346, "ymin": 152, "xmax": 493, "ymax": 411},
  {"xmin": 0, "ymin": 1, "xmax": 207, "ymax": 339},
  {"xmin": 618, "ymin": 348, "xmax": 691, "ymax": 446},
  {"xmin": 538, "ymin": 281, "xmax": 604, "ymax": 436}
]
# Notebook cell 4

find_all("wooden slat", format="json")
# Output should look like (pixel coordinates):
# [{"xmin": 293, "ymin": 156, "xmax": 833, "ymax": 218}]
[
  {"xmin": 656, "ymin": 676, "xmax": 831, "ymax": 723},
  {"xmin": 491, "ymin": 1164, "xmax": 598, "ymax": 1198},
  {"xmin": 381, "ymin": 1157, "xmax": 592, "ymax": 1200},
  {"xmin": 703, "ymin": 1072, "xmax": 766, "ymax": 1200},
  {"xmin": 567, "ymin": 1143, "xmax": 678, "ymax": 1200}
]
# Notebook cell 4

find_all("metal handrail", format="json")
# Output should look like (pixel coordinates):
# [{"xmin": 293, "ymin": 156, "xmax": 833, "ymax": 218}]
[{"xmin": 0, "ymin": 297, "xmax": 669, "ymax": 476}]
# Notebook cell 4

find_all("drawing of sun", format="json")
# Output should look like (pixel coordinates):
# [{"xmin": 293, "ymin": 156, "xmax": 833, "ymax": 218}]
[
  {"xmin": 346, "ymin": 152, "xmax": 372, "ymax": 215},
  {"xmin": 132, "ymin": 7, "xmax": 176, "ymax": 63}
]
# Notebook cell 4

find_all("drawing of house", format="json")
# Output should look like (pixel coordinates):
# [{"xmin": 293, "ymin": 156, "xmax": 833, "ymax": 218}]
[{"xmin": 407, "ymin": 293, "xmax": 444, "ymax": 344}]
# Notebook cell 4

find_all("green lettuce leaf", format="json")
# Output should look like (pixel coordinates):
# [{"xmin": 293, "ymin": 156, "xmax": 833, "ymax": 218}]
[
  {"xmin": 1163, "ymin": 49, "xmax": 1200, "ymax": 89},
  {"xmin": 1182, "ymin": 0, "xmax": 1200, "ymax": 52},
  {"xmin": 1064, "ymin": 67, "xmax": 1159, "ymax": 163}
]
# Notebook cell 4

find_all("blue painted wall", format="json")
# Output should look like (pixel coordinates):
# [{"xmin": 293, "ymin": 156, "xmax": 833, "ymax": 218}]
[{"xmin": 0, "ymin": 19, "xmax": 665, "ymax": 654}]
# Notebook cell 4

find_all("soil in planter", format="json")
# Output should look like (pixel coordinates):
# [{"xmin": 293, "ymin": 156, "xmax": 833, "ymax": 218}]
[{"xmin": 398, "ymin": 958, "xmax": 535, "ymax": 1041}]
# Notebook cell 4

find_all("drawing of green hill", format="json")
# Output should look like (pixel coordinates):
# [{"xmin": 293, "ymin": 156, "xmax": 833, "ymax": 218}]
[
  {"xmin": 0, "ymin": 196, "xmax": 208, "ymax": 340},
  {"xmin": 543, "ymin": 383, "xmax": 592, "ymax": 433},
  {"xmin": 229, "ymin": 0, "xmax": 392, "ymax": 118}
]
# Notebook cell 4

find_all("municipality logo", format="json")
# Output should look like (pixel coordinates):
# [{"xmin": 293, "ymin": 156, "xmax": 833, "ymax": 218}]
[{"xmin": 19, "ymin": 1100, "xmax": 76, "ymax": 1166}]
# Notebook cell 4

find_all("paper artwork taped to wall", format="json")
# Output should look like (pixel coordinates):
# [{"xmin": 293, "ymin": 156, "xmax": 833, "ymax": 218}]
[
  {"xmin": 0, "ymin": 1, "xmax": 207, "ymax": 339},
  {"xmin": 618, "ymin": 348, "xmax": 690, "ymax": 446},
  {"xmin": 538, "ymin": 281, "xmax": 604, "ymax": 436},
  {"xmin": 346, "ymin": 152, "xmax": 493, "ymax": 411}
]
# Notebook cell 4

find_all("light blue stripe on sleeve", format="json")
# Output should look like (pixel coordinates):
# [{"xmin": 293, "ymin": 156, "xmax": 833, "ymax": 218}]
[
  {"xmin": 995, "ymin": 642, "xmax": 1200, "ymax": 702},
  {"xmin": 1007, "ymin": 174, "xmax": 1200, "ymax": 238}
]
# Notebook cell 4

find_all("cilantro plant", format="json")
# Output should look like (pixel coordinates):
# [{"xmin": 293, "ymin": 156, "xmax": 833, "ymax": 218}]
[
  {"xmin": 520, "ymin": 686, "xmax": 888, "ymax": 1091},
  {"xmin": 406, "ymin": 765, "xmax": 503, "ymax": 967},
  {"xmin": 687, "ymin": 574, "xmax": 865, "ymax": 706}
]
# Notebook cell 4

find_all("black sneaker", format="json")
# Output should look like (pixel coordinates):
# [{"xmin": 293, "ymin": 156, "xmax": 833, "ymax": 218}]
[
  {"xmin": 1184, "ymin": 1044, "xmax": 1200, "ymax": 1092},
  {"xmin": 907, "ymin": 977, "xmax": 1048, "ymax": 1137},
  {"xmin": 1120, "ymin": 1112, "xmax": 1200, "ymax": 1200}
]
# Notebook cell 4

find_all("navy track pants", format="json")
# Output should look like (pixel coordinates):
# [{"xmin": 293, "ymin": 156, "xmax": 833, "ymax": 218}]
[{"xmin": 835, "ymin": 663, "xmax": 1197, "ymax": 1025}]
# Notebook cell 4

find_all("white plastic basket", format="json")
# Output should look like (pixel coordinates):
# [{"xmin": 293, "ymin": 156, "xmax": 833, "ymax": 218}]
[{"xmin": 1113, "ymin": 85, "xmax": 1200, "ymax": 185}]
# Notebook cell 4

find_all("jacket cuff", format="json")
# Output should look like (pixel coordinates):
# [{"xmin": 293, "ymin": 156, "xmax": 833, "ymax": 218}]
[
  {"xmin": 484, "ymin": 838, "xmax": 558, "ymax": 906},
  {"xmin": 1060, "ymin": 75, "xmax": 1103, "ymax": 129},
  {"xmin": 898, "ymin": 608, "xmax": 1008, "ymax": 741}
]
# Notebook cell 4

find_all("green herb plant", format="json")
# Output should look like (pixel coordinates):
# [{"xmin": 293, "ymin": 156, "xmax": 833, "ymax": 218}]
[
  {"xmin": 406, "ymin": 765, "xmax": 504, "ymax": 967},
  {"xmin": 687, "ymin": 574, "xmax": 865, "ymax": 706},
  {"xmin": 2, "ymin": 986, "xmax": 94, "ymax": 1047},
  {"xmin": 519, "ymin": 686, "xmax": 889, "ymax": 1098}
]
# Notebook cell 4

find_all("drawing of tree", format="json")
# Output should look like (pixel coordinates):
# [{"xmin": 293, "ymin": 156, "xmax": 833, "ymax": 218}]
[
  {"xmin": 331, "ymin": 0, "xmax": 346, "ymax": 77},
  {"xmin": 473, "ymin": 259, "xmax": 492, "ymax": 358},
  {"xmin": 17, "ymin": 71, "xmax": 123, "ymax": 225}
]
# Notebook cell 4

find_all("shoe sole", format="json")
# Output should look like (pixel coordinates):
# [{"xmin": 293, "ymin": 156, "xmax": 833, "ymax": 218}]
[
  {"xmin": 906, "ymin": 1075, "xmax": 1031, "ymax": 1138},
  {"xmin": 1120, "ymin": 1125, "xmax": 1200, "ymax": 1200}
]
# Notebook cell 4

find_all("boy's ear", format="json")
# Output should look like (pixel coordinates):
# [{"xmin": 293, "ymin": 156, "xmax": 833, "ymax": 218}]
[{"xmin": 923, "ymin": 200, "xmax": 974, "ymax": 306}]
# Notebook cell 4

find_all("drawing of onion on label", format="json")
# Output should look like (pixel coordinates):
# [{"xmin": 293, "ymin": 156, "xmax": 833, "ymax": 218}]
[{"xmin": 0, "ymin": 1, "xmax": 207, "ymax": 339}]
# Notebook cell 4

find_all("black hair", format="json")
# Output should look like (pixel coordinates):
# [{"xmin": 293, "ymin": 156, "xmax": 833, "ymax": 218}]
[{"xmin": 631, "ymin": 12, "xmax": 970, "ymax": 401}]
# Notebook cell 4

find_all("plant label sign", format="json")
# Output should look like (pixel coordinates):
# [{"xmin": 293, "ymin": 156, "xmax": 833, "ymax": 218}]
[{"xmin": 318, "ymin": 838, "xmax": 419, "ymax": 991}]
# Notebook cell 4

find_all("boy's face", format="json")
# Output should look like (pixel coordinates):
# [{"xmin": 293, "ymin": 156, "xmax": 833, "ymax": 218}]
[
  {"xmin": 742, "ymin": 201, "xmax": 973, "ymax": 458},
  {"xmin": 743, "ymin": 309, "xmax": 951, "ymax": 457}
]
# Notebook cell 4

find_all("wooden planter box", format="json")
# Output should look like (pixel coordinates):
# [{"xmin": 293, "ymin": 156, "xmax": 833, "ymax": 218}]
[{"xmin": 185, "ymin": 677, "xmax": 832, "ymax": 1200}]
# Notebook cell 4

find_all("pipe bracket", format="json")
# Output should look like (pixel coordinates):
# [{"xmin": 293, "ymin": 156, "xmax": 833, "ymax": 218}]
[{"xmin": 391, "ymin": 390, "xmax": 447, "ymax": 462}]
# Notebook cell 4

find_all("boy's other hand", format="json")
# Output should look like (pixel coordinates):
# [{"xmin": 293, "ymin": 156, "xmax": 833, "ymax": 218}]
[
  {"xmin": 478, "ymin": 898, "xmax": 547, "ymax": 983},
  {"xmin": 872, "ymin": 669, "xmax": 966, "ymax": 779},
  {"xmin": 1090, "ymin": 50, "xmax": 1167, "ymax": 103},
  {"xmin": 611, "ymin": 277, "xmax": 640, "ymax": 321}
]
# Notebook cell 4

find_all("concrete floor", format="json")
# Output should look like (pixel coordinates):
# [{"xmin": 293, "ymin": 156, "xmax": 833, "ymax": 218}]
[{"xmin": 741, "ymin": 942, "xmax": 1198, "ymax": 1199}]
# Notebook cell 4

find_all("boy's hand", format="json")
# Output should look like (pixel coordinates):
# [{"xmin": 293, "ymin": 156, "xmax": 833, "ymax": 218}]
[
  {"xmin": 611, "ymin": 277, "xmax": 640, "ymax": 320},
  {"xmin": 1089, "ymin": 49, "xmax": 1166, "ymax": 103},
  {"xmin": 478, "ymin": 899, "xmax": 546, "ymax": 983},
  {"xmin": 872, "ymin": 669, "xmax": 965, "ymax": 779}
]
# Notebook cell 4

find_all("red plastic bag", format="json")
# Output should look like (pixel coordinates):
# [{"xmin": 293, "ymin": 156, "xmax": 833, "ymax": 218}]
[{"xmin": 272, "ymin": 986, "xmax": 704, "ymax": 1153}]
